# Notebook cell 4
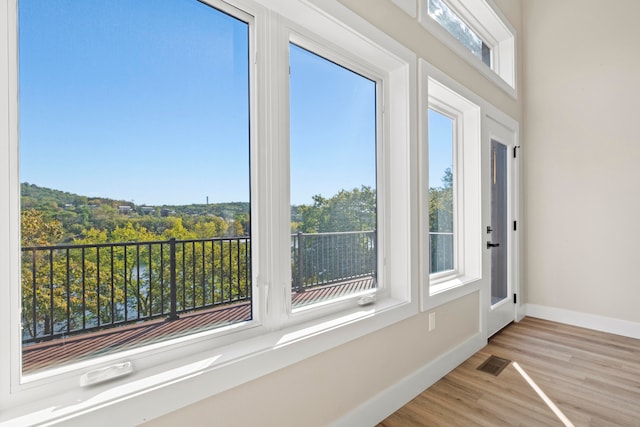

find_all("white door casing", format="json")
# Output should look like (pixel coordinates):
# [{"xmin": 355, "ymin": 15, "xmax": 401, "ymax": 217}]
[{"xmin": 484, "ymin": 114, "xmax": 519, "ymax": 337}]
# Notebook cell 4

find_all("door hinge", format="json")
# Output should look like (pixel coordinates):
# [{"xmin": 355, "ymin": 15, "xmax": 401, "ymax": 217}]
[
  {"xmin": 513, "ymin": 220, "xmax": 517, "ymax": 231},
  {"xmin": 513, "ymin": 293, "xmax": 517, "ymax": 304}
]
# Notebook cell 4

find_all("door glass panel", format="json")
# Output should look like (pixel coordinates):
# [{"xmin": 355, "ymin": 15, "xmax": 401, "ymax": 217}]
[{"xmin": 490, "ymin": 140, "xmax": 508, "ymax": 305}]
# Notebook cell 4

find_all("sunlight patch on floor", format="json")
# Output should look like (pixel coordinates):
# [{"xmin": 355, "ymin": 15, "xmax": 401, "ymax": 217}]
[{"xmin": 512, "ymin": 361, "xmax": 574, "ymax": 427}]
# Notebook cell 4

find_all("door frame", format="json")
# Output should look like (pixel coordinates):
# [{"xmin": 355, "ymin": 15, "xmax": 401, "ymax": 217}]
[{"xmin": 483, "ymin": 111, "xmax": 521, "ymax": 338}]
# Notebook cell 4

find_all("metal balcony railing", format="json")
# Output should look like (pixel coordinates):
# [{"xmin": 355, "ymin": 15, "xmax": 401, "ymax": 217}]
[
  {"xmin": 291, "ymin": 230, "xmax": 377, "ymax": 293},
  {"xmin": 21, "ymin": 230, "xmax": 377, "ymax": 344},
  {"xmin": 21, "ymin": 237, "xmax": 251, "ymax": 343},
  {"xmin": 429, "ymin": 231, "xmax": 454, "ymax": 273}
]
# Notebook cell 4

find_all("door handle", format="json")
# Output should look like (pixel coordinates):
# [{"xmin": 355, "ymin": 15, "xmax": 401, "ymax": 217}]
[{"xmin": 487, "ymin": 242, "xmax": 500, "ymax": 249}]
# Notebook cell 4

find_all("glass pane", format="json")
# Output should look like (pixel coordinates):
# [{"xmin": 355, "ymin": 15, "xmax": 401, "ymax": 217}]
[
  {"xmin": 428, "ymin": 109, "xmax": 454, "ymax": 274},
  {"xmin": 428, "ymin": 0, "xmax": 491, "ymax": 67},
  {"xmin": 289, "ymin": 44, "xmax": 377, "ymax": 309},
  {"xmin": 491, "ymin": 140, "xmax": 508, "ymax": 304},
  {"xmin": 19, "ymin": 0, "xmax": 251, "ymax": 373}
]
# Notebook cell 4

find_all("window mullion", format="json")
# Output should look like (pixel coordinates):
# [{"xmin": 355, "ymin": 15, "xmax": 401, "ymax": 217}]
[{"xmin": 256, "ymin": 14, "xmax": 291, "ymax": 331}]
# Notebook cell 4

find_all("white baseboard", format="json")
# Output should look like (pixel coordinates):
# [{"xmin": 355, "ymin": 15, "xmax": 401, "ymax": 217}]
[
  {"xmin": 330, "ymin": 331, "xmax": 485, "ymax": 427},
  {"xmin": 525, "ymin": 304, "xmax": 640, "ymax": 340}
]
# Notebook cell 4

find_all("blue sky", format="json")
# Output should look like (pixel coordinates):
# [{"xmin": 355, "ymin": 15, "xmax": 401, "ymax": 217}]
[
  {"xmin": 19, "ymin": 0, "xmax": 250, "ymax": 206},
  {"xmin": 290, "ymin": 44, "xmax": 376, "ymax": 205},
  {"xmin": 428, "ymin": 109, "xmax": 453, "ymax": 188},
  {"xmin": 19, "ymin": 0, "xmax": 447, "ymax": 206}
]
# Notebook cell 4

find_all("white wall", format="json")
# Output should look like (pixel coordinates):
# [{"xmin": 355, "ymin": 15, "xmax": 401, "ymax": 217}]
[
  {"xmin": 146, "ymin": 1, "xmax": 523, "ymax": 425},
  {"xmin": 523, "ymin": 0, "xmax": 640, "ymax": 323}
]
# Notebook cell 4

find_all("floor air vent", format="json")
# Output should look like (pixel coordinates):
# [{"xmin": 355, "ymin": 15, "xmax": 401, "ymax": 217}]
[{"xmin": 477, "ymin": 355, "xmax": 511, "ymax": 376}]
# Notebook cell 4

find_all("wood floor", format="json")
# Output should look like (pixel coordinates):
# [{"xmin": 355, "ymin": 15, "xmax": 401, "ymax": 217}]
[{"xmin": 378, "ymin": 317, "xmax": 640, "ymax": 427}]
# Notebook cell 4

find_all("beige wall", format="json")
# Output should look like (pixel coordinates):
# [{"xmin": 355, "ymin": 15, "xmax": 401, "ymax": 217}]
[
  {"xmin": 523, "ymin": 0, "xmax": 640, "ymax": 322},
  {"xmin": 147, "ymin": 1, "xmax": 523, "ymax": 425},
  {"xmin": 146, "ymin": 293, "xmax": 479, "ymax": 427}
]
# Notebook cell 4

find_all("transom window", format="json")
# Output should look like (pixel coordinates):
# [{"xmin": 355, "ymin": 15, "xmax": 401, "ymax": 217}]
[
  {"xmin": 428, "ymin": 0, "xmax": 491, "ymax": 66},
  {"xmin": 419, "ymin": 0, "xmax": 516, "ymax": 95}
]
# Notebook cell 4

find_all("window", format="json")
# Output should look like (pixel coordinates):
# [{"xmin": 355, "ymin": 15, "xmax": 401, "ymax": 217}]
[
  {"xmin": 419, "ymin": 0, "xmax": 516, "ymax": 95},
  {"xmin": 420, "ymin": 62, "xmax": 481, "ymax": 309},
  {"xmin": 428, "ymin": 109, "xmax": 455, "ymax": 275},
  {"xmin": 18, "ymin": 0, "xmax": 252, "ymax": 374},
  {"xmin": 289, "ymin": 43, "xmax": 378, "ymax": 310},
  {"xmin": 1, "ymin": 0, "xmax": 416, "ymax": 422},
  {"xmin": 427, "ymin": 0, "xmax": 491, "ymax": 66}
]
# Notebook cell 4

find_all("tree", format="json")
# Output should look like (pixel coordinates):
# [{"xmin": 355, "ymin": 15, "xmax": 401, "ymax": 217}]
[
  {"xmin": 21, "ymin": 210, "xmax": 65, "ymax": 338},
  {"xmin": 297, "ymin": 186, "xmax": 376, "ymax": 233},
  {"xmin": 297, "ymin": 195, "xmax": 326, "ymax": 233},
  {"xmin": 19, "ymin": 185, "xmax": 255, "ymax": 341},
  {"xmin": 225, "ymin": 219, "xmax": 244, "ymax": 237},
  {"xmin": 429, "ymin": 167, "xmax": 453, "ymax": 233},
  {"xmin": 161, "ymin": 218, "xmax": 197, "ymax": 240},
  {"xmin": 428, "ymin": 167, "xmax": 454, "ymax": 272},
  {"xmin": 293, "ymin": 187, "xmax": 377, "ymax": 288},
  {"xmin": 21, "ymin": 209, "xmax": 63, "ymax": 247},
  {"xmin": 321, "ymin": 186, "xmax": 376, "ymax": 232},
  {"xmin": 193, "ymin": 217, "xmax": 228, "ymax": 238}
]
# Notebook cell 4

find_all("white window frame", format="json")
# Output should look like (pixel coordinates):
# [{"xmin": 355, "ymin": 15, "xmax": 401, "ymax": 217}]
[
  {"xmin": 418, "ymin": 0, "xmax": 517, "ymax": 98},
  {"xmin": 419, "ymin": 60, "xmax": 482, "ymax": 312},
  {"xmin": 284, "ymin": 31, "xmax": 386, "ymax": 322},
  {"xmin": 263, "ymin": 1, "xmax": 417, "ymax": 329},
  {"xmin": 0, "ymin": 0, "xmax": 417, "ymax": 424}
]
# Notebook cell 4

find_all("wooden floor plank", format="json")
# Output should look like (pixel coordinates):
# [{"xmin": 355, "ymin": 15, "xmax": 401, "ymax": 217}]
[{"xmin": 378, "ymin": 317, "xmax": 640, "ymax": 427}]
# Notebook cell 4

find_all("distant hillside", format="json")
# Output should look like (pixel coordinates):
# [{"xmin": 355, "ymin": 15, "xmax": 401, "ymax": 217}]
[
  {"xmin": 21, "ymin": 183, "xmax": 249, "ymax": 217},
  {"xmin": 19, "ymin": 183, "xmax": 371, "ymax": 244},
  {"xmin": 20, "ymin": 183, "xmax": 251, "ymax": 242},
  {"xmin": 161, "ymin": 202, "xmax": 250, "ymax": 219},
  {"xmin": 21, "ymin": 183, "xmax": 130, "ymax": 211}
]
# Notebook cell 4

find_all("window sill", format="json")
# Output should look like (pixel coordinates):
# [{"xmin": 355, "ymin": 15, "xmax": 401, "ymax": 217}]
[
  {"xmin": 1, "ymin": 296, "xmax": 415, "ymax": 426},
  {"xmin": 422, "ymin": 275, "xmax": 481, "ymax": 311}
]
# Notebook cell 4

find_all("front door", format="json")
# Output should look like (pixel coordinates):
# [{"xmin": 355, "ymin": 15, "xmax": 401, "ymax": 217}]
[{"xmin": 485, "ymin": 118, "xmax": 518, "ymax": 337}]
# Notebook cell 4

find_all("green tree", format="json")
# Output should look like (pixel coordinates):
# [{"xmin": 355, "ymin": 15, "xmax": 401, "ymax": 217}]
[
  {"xmin": 297, "ymin": 186, "xmax": 376, "ymax": 233},
  {"xmin": 429, "ymin": 167, "xmax": 453, "ymax": 233},
  {"xmin": 19, "ymin": 184, "xmax": 255, "ymax": 341},
  {"xmin": 298, "ymin": 195, "xmax": 326, "ymax": 233},
  {"xmin": 21, "ymin": 209, "xmax": 63, "ymax": 247},
  {"xmin": 226, "ymin": 219, "xmax": 244, "ymax": 237},
  {"xmin": 293, "ymin": 187, "xmax": 377, "ymax": 289},
  {"xmin": 161, "ymin": 218, "xmax": 197, "ymax": 240},
  {"xmin": 428, "ymin": 167, "xmax": 454, "ymax": 273},
  {"xmin": 21, "ymin": 210, "xmax": 65, "ymax": 338},
  {"xmin": 193, "ymin": 217, "xmax": 228, "ymax": 238}
]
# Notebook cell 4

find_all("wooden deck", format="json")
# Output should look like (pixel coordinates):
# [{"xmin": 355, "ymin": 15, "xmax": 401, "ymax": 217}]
[
  {"xmin": 23, "ymin": 276, "xmax": 375, "ymax": 373},
  {"xmin": 378, "ymin": 317, "xmax": 640, "ymax": 426}
]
